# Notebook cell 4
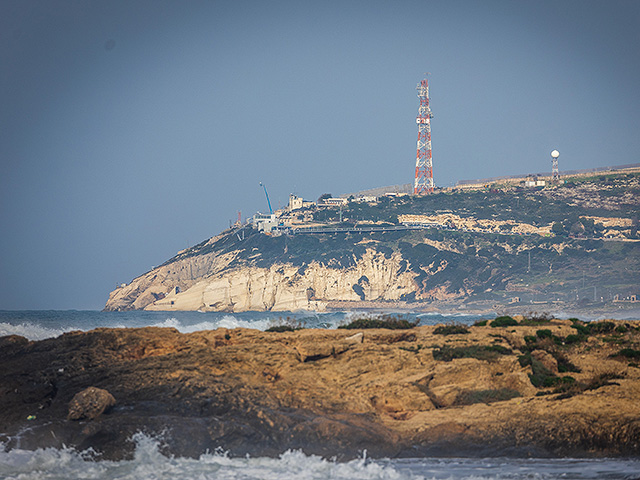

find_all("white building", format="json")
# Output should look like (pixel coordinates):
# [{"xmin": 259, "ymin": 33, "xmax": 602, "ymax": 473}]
[{"xmin": 252, "ymin": 213, "xmax": 278, "ymax": 233}]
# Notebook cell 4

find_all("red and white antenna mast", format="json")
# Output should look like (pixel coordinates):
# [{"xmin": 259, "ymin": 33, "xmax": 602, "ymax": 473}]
[{"xmin": 413, "ymin": 77, "xmax": 434, "ymax": 194}]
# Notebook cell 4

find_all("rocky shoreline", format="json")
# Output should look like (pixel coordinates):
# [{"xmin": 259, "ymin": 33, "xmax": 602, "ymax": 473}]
[{"xmin": 1, "ymin": 317, "xmax": 640, "ymax": 460}]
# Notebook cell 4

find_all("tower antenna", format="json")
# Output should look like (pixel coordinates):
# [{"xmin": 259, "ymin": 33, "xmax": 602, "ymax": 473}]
[
  {"xmin": 414, "ymin": 76, "xmax": 435, "ymax": 194},
  {"xmin": 551, "ymin": 150, "xmax": 560, "ymax": 183}
]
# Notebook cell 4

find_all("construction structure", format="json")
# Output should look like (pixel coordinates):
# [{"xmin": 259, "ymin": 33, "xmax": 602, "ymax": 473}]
[
  {"xmin": 551, "ymin": 150, "xmax": 560, "ymax": 182},
  {"xmin": 413, "ymin": 77, "xmax": 435, "ymax": 194}
]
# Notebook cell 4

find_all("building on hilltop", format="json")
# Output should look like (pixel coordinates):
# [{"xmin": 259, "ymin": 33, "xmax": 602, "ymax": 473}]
[
  {"xmin": 318, "ymin": 197, "xmax": 348, "ymax": 207},
  {"xmin": 288, "ymin": 194, "xmax": 315, "ymax": 211}
]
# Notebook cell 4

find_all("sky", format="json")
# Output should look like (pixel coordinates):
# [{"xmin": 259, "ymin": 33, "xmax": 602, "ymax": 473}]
[{"xmin": 1, "ymin": 0, "xmax": 639, "ymax": 310}]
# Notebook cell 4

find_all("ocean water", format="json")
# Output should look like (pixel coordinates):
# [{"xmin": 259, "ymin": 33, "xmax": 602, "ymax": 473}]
[{"xmin": 1, "ymin": 310, "xmax": 639, "ymax": 479}]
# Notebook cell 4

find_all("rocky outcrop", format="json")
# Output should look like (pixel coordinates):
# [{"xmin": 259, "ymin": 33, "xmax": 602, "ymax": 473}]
[{"xmin": 2, "ymin": 319, "xmax": 639, "ymax": 459}]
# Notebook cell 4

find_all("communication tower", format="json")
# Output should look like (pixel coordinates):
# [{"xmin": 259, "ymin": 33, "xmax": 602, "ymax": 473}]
[
  {"xmin": 551, "ymin": 150, "xmax": 560, "ymax": 183},
  {"xmin": 414, "ymin": 77, "xmax": 435, "ymax": 194}
]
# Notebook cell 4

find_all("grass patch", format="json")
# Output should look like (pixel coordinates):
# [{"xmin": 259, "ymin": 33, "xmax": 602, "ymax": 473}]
[
  {"xmin": 433, "ymin": 324, "xmax": 470, "ymax": 335},
  {"xmin": 453, "ymin": 388, "xmax": 521, "ymax": 406},
  {"xmin": 339, "ymin": 314, "xmax": 418, "ymax": 330},
  {"xmin": 433, "ymin": 344, "xmax": 512, "ymax": 362}
]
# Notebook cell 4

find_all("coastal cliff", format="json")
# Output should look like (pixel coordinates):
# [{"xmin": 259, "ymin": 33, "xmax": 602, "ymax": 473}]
[
  {"xmin": 105, "ymin": 172, "xmax": 639, "ymax": 313},
  {"xmin": 2, "ymin": 317, "xmax": 639, "ymax": 459},
  {"xmin": 106, "ymin": 245, "xmax": 420, "ymax": 312}
]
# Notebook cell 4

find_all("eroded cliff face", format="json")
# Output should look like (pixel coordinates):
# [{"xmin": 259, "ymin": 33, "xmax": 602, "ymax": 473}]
[{"xmin": 106, "ymin": 248, "xmax": 421, "ymax": 312}]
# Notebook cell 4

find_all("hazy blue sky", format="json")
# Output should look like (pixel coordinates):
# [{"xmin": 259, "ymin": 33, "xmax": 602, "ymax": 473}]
[{"xmin": 1, "ymin": 0, "xmax": 639, "ymax": 310}]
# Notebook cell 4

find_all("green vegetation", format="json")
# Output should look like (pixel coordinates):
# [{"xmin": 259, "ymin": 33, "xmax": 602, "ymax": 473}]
[
  {"xmin": 265, "ymin": 325, "xmax": 299, "ymax": 333},
  {"xmin": 433, "ymin": 324, "xmax": 470, "ymax": 335},
  {"xmin": 491, "ymin": 316, "xmax": 518, "ymax": 328},
  {"xmin": 610, "ymin": 348, "xmax": 640, "ymax": 360},
  {"xmin": 432, "ymin": 344, "xmax": 512, "ymax": 362},
  {"xmin": 338, "ymin": 315, "xmax": 418, "ymax": 330},
  {"xmin": 551, "ymin": 372, "xmax": 625, "ymax": 399},
  {"xmin": 518, "ymin": 352, "xmax": 575, "ymax": 388}
]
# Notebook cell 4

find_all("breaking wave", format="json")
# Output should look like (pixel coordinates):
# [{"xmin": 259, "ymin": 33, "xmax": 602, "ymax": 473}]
[
  {"xmin": 0, "ymin": 321, "xmax": 75, "ymax": 341},
  {"xmin": 151, "ymin": 315, "xmax": 274, "ymax": 332},
  {"xmin": 0, "ymin": 433, "xmax": 418, "ymax": 480},
  {"xmin": 2, "ymin": 433, "xmax": 640, "ymax": 479}
]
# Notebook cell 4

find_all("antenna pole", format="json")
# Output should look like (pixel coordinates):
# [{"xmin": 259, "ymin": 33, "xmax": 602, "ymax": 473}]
[{"xmin": 414, "ymin": 77, "xmax": 435, "ymax": 194}]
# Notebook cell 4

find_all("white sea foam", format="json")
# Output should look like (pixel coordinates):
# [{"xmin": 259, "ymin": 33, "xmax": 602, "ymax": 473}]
[
  {"xmin": 0, "ymin": 322, "xmax": 74, "ymax": 341},
  {"xmin": 152, "ymin": 315, "xmax": 274, "ymax": 333},
  {"xmin": 0, "ymin": 434, "xmax": 421, "ymax": 480},
  {"xmin": 2, "ymin": 433, "xmax": 640, "ymax": 479}
]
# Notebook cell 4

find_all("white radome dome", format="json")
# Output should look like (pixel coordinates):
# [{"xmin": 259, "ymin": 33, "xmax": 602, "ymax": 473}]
[{"xmin": 551, "ymin": 150, "xmax": 560, "ymax": 158}]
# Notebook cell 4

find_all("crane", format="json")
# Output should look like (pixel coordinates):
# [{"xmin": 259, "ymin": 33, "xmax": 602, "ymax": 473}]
[{"xmin": 259, "ymin": 182, "xmax": 273, "ymax": 215}]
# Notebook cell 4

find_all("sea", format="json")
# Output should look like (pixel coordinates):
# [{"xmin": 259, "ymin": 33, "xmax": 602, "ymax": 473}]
[{"xmin": 1, "ymin": 309, "xmax": 640, "ymax": 480}]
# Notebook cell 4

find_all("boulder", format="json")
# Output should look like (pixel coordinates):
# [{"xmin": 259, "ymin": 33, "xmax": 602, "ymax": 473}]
[{"xmin": 67, "ymin": 387, "xmax": 116, "ymax": 421}]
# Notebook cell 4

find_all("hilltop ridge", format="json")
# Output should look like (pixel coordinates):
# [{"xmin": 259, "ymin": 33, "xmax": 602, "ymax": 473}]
[{"xmin": 105, "ymin": 171, "xmax": 639, "ymax": 314}]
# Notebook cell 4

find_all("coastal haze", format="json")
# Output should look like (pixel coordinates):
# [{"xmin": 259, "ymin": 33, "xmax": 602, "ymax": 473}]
[{"xmin": 1, "ymin": 0, "xmax": 640, "ymax": 310}]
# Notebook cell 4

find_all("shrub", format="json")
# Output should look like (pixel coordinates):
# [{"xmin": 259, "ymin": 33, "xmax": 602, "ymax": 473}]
[
  {"xmin": 564, "ymin": 334, "xmax": 586, "ymax": 345},
  {"xmin": 587, "ymin": 321, "xmax": 616, "ymax": 334},
  {"xmin": 433, "ymin": 324, "xmax": 470, "ymax": 335},
  {"xmin": 553, "ymin": 372, "xmax": 623, "ymax": 399},
  {"xmin": 473, "ymin": 319, "xmax": 489, "ymax": 327},
  {"xmin": 611, "ymin": 348, "xmax": 640, "ymax": 360},
  {"xmin": 519, "ymin": 352, "xmax": 557, "ymax": 388},
  {"xmin": 555, "ymin": 352, "xmax": 581, "ymax": 373},
  {"xmin": 570, "ymin": 322, "xmax": 590, "ymax": 335},
  {"xmin": 536, "ymin": 329, "xmax": 553, "ymax": 339},
  {"xmin": 433, "ymin": 344, "xmax": 512, "ymax": 362},
  {"xmin": 339, "ymin": 314, "xmax": 418, "ymax": 330},
  {"xmin": 265, "ymin": 325, "xmax": 297, "ymax": 333},
  {"xmin": 491, "ymin": 316, "xmax": 518, "ymax": 328}
]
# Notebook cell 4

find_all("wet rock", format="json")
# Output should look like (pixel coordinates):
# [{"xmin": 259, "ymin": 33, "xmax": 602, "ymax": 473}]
[{"xmin": 68, "ymin": 387, "xmax": 116, "ymax": 420}]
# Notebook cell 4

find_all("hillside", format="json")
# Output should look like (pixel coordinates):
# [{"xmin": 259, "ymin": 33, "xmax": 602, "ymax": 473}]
[{"xmin": 105, "ymin": 172, "xmax": 640, "ymax": 313}]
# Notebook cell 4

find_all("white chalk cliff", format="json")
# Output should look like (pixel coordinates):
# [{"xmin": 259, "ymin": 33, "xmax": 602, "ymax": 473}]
[{"xmin": 105, "ymin": 241, "xmax": 420, "ymax": 312}]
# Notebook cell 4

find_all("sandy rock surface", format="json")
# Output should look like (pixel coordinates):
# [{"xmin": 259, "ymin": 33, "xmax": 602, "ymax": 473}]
[{"xmin": 1, "ymin": 319, "xmax": 639, "ymax": 459}]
